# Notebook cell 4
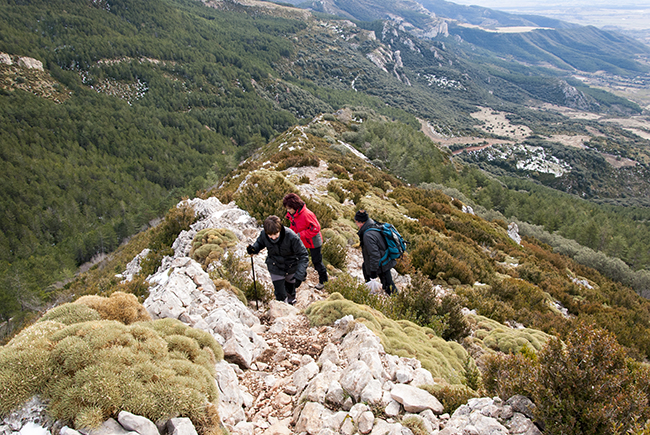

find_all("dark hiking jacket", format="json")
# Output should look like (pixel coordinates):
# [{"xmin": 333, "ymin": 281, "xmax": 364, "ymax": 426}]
[
  {"xmin": 250, "ymin": 226, "xmax": 308, "ymax": 281},
  {"xmin": 358, "ymin": 218, "xmax": 396, "ymax": 276}
]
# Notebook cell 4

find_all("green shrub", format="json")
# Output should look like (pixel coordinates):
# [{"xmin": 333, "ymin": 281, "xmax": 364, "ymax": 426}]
[
  {"xmin": 235, "ymin": 172, "xmax": 294, "ymax": 224},
  {"xmin": 212, "ymin": 252, "xmax": 272, "ymax": 307},
  {"xmin": 305, "ymin": 198, "xmax": 334, "ymax": 229},
  {"xmin": 272, "ymin": 150, "xmax": 319, "ymax": 170},
  {"xmin": 535, "ymin": 323, "xmax": 648, "ymax": 435},
  {"xmin": 391, "ymin": 271, "xmax": 445, "ymax": 334},
  {"xmin": 421, "ymin": 383, "xmax": 478, "ymax": 414},
  {"xmin": 327, "ymin": 181, "xmax": 346, "ymax": 203},
  {"xmin": 150, "ymin": 203, "xmax": 197, "ymax": 251},
  {"xmin": 480, "ymin": 352, "xmax": 536, "ymax": 401},
  {"xmin": 321, "ymin": 234, "xmax": 347, "ymax": 270},
  {"xmin": 481, "ymin": 322, "xmax": 650, "ymax": 434},
  {"xmin": 410, "ymin": 239, "xmax": 475, "ymax": 285},
  {"xmin": 328, "ymin": 163, "xmax": 350, "ymax": 179},
  {"xmin": 439, "ymin": 294, "xmax": 471, "ymax": 342},
  {"xmin": 190, "ymin": 228, "xmax": 238, "ymax": 269}
]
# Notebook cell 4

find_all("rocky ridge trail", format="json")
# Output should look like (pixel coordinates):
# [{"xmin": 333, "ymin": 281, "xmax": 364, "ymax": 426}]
[{"xmin": 139, "ymin": 195, "xmax": 542, "ymax": 435}]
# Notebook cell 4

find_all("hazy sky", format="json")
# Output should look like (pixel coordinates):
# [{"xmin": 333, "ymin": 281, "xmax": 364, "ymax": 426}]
[
  {"xmin": 447, "ymin": 0, "xmax": 650, "ymax": 7},
  {"xmin": 446, "ymin": 0, "xmax": 650, "ymax": 31}
]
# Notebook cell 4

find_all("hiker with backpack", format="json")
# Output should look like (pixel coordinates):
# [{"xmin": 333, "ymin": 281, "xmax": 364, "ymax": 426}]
[
  {"xmin": 246, "ymin": 215, "xmax": 309, "ymax": 305},
  {"xmin": 354, "ymin": 210, "xmax": 401, "ymax": 295},
  {"xmin": 283, "ymin": 193, "xmax": 329, "ymax": 290}
]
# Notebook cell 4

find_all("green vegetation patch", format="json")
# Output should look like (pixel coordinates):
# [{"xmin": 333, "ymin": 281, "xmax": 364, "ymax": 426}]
[
  {"xmin": 305, "ymin": 292, "xmax": 468, "ymax": 384},
  {"xmin": 190, "ymin": 228, "xmax": 239, "ymax": 269},
  {"xmin": 0, "ymin": 303, "xmax": 222, "ymax": 431},
  {"xmin": 468, "ymin": 315, "xmax": 551, "ymax": 354}
]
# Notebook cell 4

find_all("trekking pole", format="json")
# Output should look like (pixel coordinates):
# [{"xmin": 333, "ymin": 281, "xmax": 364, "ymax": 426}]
[{"xmin": 250, "ymin": 255, "xmax": 259, "ymax": 310}]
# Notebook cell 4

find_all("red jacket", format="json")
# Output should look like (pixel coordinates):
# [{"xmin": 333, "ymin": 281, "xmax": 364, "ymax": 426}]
[{"xmin": 286, "ymin": 205, "xmax": 323, "ymax": 249}]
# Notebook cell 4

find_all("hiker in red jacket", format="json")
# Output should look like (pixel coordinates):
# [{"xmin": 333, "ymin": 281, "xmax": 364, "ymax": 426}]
[{"xmin": 283, "ymin": 193, "xmax": 329, "ymax": 289}]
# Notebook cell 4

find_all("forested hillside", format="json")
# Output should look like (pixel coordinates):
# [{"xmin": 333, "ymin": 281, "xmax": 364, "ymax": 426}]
[
  {"xmin": 0, "ymin": 0, "xmax": 304, "ymax": 320},
  {"xmin": 1, "ymin": 0, "xmax": 650, "ymax": 334}
]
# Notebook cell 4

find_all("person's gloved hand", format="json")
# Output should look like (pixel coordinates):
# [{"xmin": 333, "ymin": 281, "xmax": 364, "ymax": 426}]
[
  {"xmin": 246, "ymin": 245, "xmax": 255, "ymax": 255},
  {"xmin": 294, "ymin": 279, "xmax": 302, "ymax": 288},
  {"xmin": 365, "ymin": 278, "xmax": 382, "ymax": 293},
  {"xmin": 369, "ymin": 270, "xmax": 378, "ymax": 279}
]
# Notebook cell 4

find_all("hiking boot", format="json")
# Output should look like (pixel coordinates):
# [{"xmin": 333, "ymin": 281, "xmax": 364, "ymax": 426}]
[
  {"xmin": 288, "ymin": 297, "xmax": 296, "ymax": 305},
  {"xmin": 315, "ymin": 283, "xmax": 325, "ymax": 290}
]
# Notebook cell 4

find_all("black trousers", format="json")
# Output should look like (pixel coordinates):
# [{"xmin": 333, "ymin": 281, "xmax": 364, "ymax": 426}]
[
  {"xmin": 309, "ymin": 246, "xmax": 328, "ymax": 284},
  {"xmin": 272, "ymin": 276, "xmax": 296, "ymax": 302}
]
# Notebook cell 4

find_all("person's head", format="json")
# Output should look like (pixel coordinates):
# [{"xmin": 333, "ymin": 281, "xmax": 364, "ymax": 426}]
[
  {"xmin": 354, "ymin": 210, "xmax": 369, "ymax": 229},
  {"xmin": 282, "ymin": 193, "xmax": 305, "ymax": 214},
  {"xmin": 264, "ymin": 215, "xmax": 282, "ymax": 239}
]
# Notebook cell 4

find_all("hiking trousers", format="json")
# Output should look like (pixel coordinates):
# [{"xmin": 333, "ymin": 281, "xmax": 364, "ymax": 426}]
[
  {"xmin": 270, "ymin": 272, "xmax": 297, "ymax": 304},
  {"xmin": 309, "ymin": 246, "xmax": 328, "ymax": 285}
]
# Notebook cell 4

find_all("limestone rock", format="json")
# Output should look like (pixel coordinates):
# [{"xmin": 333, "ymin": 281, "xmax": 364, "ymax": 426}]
[
  {"xmin": 116, "ymin": 412, "xmax": 159, "ymax": 435},
  {"xmin": 166, "ymin": 418, "xmax": 197, "ymax": 435},
  {"xmin": 391, "ymin": 384, "xmax": 443, "ymax": 414},
  {"xmin": 17, "ymin": 57, "xmax": 43, "ymax": 70}
]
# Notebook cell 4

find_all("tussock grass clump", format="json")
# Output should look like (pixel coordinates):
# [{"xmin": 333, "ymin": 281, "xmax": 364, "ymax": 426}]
[
  {"xmin": 401, "ymin": 416, "xmax": 428, "ymax": 435},
  {"xmin": 467, "ymin": 315, "xmax": 551, "ymax": 355},
  {"xmin": 305, "ymin": 292, "xmax": 468, "ymax": 384},
  {"xmin": 37, "ymin": 303, "xmax": 102, "ymax": 325},
  {"xmin": 0, "ymin": 305, "xmax": 223, "ymax": 433},
  {"xmin": 74, "ymin": 292, "xmax": 152, "ymax": 324},
  {"xmin": 190, "ymin": 228, "xmax": 238, "ymax": 269},
  {"xmin": 0, "ymin": 346, "xmax": 53, "ymax": 415}
]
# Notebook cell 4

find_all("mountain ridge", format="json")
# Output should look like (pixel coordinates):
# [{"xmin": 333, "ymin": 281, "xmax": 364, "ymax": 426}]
[{"xmin": 2, "ymin": 0, "xmax": 650, "ymax": 370}]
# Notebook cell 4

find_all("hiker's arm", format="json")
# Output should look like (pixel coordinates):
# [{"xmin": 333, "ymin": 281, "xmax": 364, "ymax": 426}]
[{"xmin": 247, "ymin": 233, "xmax": 266, "ymax": 255}]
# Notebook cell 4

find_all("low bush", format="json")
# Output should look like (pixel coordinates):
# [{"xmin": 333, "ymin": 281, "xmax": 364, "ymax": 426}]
[
  {"xmin": 481, "ymin": 322, "xmax": 650, "ymax": 435},
  {"xmin": 235, "ymin": 172, "xmax": 294, "ymax": 224},
  {"xmin": 73, "ymin": 292, "xmax": 152, "ymax": 324},
  {"xmin": 421, "ymin": 383, "xmax": 478, "ymax": 414},
  {"xmin": 271, "ymin": 150, "xmax": 319, "ymax": 171},
  {"xmin": 321, "ymin": 235, "xmax": 347, "ymax": 270},
  {"xmin": 190, "ymin": 228, "xmax": 238, "ymax": 269},
  {"xmin": 212, "ymin": 252, "xmax": 272, "ymax": 307}
]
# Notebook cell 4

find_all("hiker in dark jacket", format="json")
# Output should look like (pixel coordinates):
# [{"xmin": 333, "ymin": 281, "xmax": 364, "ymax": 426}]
[
  {"xmin": 354, "ymin": 210, "xmax": 397, "ymax": 295},
  {"xmin": 247, "ymin": 215, "xmax": 309, "ymax": 305},
  {"xmin": 283, "ymin": 193, "xmax": 329, "ymax": 289}
]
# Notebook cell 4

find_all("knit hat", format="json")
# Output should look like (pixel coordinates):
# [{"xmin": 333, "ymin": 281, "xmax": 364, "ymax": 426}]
[{"xmin": 354, "ymin": 210, "xmax": 369, "ymax": 222}]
